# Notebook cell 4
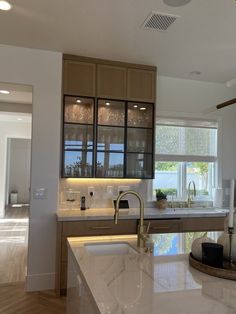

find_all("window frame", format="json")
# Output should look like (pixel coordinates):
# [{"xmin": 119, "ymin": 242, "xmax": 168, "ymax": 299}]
[{"xmin": 151, "ymin": 117, "xmax": 220, "ymax": 202}]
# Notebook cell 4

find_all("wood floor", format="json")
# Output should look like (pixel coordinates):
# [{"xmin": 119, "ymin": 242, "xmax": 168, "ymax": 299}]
[
  {"xmin": 0, "ymin": 206, "xmax": 29, "ymax": 284},
  {"xmin": 0, "ymin": 206, "xmax": 67, "ymax": 313},
  {"xmin": 0, "ymin": 282, "xmax": 66, "ymax": 314}
]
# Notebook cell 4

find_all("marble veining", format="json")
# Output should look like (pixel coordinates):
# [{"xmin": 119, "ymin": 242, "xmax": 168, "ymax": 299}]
[{"xmin": 67, "ymin": 235, "xmax": 236, "ymax": 314}]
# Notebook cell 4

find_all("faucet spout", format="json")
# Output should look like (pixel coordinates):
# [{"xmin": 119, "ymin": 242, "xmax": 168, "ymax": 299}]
[
  {"xmin": 114, "ymin": 190, "xmax": 146, "ymax": 247},
  {"xmin": 187, "ymin": 181, "xmax": 196, "ymax": 208}
]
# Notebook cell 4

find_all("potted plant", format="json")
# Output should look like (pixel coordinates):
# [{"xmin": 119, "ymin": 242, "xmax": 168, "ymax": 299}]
[{"xmin": 156, "ymin": 189, "xmax": 167, "ymax": 210}]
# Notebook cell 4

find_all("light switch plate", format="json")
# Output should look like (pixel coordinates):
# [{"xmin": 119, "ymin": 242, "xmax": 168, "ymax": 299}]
[{"xmin": 33, "ymin": 188, "xmax": 48, "ymax": 199}]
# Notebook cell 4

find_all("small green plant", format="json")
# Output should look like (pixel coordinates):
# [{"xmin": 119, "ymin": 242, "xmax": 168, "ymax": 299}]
[{"xmin": 155, "ymin": 189, "xmax": 167, "ymax": 201}]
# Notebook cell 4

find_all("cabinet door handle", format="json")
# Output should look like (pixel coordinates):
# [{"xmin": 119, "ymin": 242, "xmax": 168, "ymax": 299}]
[
  {"xmin": 89, "ymin": 226, "xmax": 113, "ymax": 230},
  {"xmin": 151, "ymin": 226, "xmax": 170, "ymax": 230}
]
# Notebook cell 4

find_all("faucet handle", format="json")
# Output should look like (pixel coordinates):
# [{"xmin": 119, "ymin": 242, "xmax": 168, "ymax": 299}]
[{"xmin": 146, "ymin": 221, "xmax": 151, "ymax": 233}]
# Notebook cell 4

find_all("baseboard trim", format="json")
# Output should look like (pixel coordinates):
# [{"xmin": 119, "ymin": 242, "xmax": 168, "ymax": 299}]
[{"xmin": 25, "ymin": 272, "xmax": 55, "ymax": 291}]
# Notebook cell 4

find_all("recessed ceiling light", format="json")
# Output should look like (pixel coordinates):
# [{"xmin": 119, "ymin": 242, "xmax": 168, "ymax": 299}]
[
  {"xmin": 105, "ymin": 102, "xmax": 110, "ymax": 106},
  {"xmin": 17, "ymin": 118, "xmax": 23, "ymax": 121},
  {"xmin": 163, "ymin": 0, "xmax": 191, "ymax": 7},
  {"xmin": 140, "ymin": 107, "xmax": 146, "ymax": 111},
  {"xmin": 133, "ymin": 105, "xmax": 138, "ymax": 108},
  {"xmin": 0, "ymin": 1, "xmax": 12, "ymax": 11},
  {"xmin": 0, "ymin": 90, "xmax": 10, "ymax": 94},
  {"xmin": 76, "ymin": 99, "xmax": 81, "ymax": 103}
]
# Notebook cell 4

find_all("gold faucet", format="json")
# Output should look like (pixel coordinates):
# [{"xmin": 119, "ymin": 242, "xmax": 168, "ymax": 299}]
[
  {"xmin": 114, "ymin": 190, "xmax": 149, "ymax": 248},
  {"xmin": 187, "ymin": 181, "xmax": 196, "ymax": 208}
]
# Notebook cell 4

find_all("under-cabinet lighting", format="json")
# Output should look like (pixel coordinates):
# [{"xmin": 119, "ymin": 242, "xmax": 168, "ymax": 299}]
[
  {"xmin": 0, "ymin": 1, "xmax": 12, "ymax": 10},
  {"xmin": 65, "ymin": 178, "xmax": 141, "ymax": 183},
  {"xmin": 105, "ymin": 102, "xmax": 110, "ymax": 106},
  {"xmin": 140, "ymin": 107, "xmax": 146, "ymax": 110},
  {"xmin": 0, "ymin": 90, "xmax": 10, "ymax": 94},
  {"xmin": 76, "ymin": 99, "xmax": 82, "ymax": 103}
]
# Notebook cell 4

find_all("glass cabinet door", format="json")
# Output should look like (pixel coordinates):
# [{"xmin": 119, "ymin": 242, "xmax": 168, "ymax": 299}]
[
  {"xmin": 97, "ymin": 126, "xmax": 124, "ymax": 152},
  {"xmin": 96, "ymin": 99, "xmax": 125, "ymax": 177},
  {"xmin": 63, "ymin": 96, "xmax": 95, "ymax": 177},
  {"xmin": 126, "ymin": 153, "xmax": 153, "ymax": 178},
  {"xmin": 96, "ymin": 152, "xmax": 124, "ymax": 177},
  {"xmin": 64, "ymin": 96, "xmax": 94, "ymax": 124},
  {"xmin": 127, "ymin": 102, "xmax": 153, "ymax": 128},
  {"xmin": 98, "ymin": 99, "xmax": 125, "ymax": 126},
  {"xmin": 127, "ymin": 128, "xmax": 153, "ymax": 153}
]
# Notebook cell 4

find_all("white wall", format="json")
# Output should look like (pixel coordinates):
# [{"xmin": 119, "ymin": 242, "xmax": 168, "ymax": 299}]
[
  {"xmin": 8, "ymin": 138, "xmax": 31, "ymax": 204},
  {"xmin": 157, "ymin": 76, "xmax": 236, "ymax": 180},
  {"xmin": 0, "ymin": 44, "xmax": 62, "ymax": 291},
  {"xmin": 0, "ymin": 122, "xmax": 31, "ymax": 213}
]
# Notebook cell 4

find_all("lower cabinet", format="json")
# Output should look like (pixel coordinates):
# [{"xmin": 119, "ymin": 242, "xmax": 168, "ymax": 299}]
[
  {"xmin": 56, "ymin": 216, "xmax": 225, "ymax": 295},
  {"xmin": 56, "ymin": 219, "xmax": 137, "ymax": 295}
]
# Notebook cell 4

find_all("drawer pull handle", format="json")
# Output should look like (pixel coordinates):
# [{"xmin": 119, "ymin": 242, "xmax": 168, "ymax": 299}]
[
  {"xmin": 89, "ymin": 226, "xmax": 113, "ymax": 230},
  {"xmin": 151, "ymin": 226, "xmax": 170, "ymax": 230}
]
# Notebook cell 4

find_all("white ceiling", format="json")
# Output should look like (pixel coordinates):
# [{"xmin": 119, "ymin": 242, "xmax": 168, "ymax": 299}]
[
  {"xmin": 0, "ymin": 82, "xmax": 32, "ymax": 104},
  {"xmin": 0, "ymin": 0, "xmax": 236, "ymax": 83}
]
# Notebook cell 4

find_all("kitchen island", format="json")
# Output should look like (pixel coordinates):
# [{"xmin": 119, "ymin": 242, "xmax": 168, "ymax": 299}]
[
  {"xmin": 67, "ymin": 234, "xmax": 236, "ymax": 314},
  {"xmin": 56, "ymin": 207, "xmax": 228, "ymax": 294}
]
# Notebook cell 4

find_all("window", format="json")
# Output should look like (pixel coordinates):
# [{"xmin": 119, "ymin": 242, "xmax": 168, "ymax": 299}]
[{"xmin": 153, "ymin": 118, "xmax": 218, "ymax": 201}]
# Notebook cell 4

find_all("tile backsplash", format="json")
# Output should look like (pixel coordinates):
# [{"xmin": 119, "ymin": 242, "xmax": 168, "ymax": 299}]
[{"xmin": 59, "ymin": 179, "xmax": 149, "ymax": 209}]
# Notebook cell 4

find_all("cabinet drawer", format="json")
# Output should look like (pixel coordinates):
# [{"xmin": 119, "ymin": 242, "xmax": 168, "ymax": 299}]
[
  {"xmin": 62, "ymin": 220, "xmax": 137, "ymax": 236},
  {"xmin": 182, "ymin": 217, "xmax": 224, "ymax": 232},
  {"xmin": 145, "ymin": 219, "xmax": 181, "ymax": 234}
]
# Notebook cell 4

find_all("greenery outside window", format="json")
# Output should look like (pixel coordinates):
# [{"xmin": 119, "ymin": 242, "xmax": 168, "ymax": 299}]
[{"xmin": 153, "ymin": 118, "xmax": 218, "ymax": 201}]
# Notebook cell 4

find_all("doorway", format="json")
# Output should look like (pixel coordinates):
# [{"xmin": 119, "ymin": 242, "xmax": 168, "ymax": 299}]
[{"xmin": 0, "ymin": 82, "xmax": 32, "ymax": 285}]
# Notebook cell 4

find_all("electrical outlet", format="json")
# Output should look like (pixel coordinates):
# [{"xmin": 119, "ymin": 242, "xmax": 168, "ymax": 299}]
[
  {"xmin": 88, "ymin": 186, "xmax": 95, "ymax": 197},
  {"xmin": 107, "ymin": 186, "xmax": 114, "ymax": 194}
]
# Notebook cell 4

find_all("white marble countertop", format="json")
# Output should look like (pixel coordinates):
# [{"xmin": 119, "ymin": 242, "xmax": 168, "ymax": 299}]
[
  {"xmin": 57, "ymin": 207, "xmax": 228, "ymax": 221},
  {"xmin": 68, "ymin": 234, "xmax": 236, "ymax": 314}
]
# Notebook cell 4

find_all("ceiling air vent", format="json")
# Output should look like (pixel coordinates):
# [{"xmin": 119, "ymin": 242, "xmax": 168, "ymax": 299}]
[{"xmin": 142, "ymin": 11, "xmax": 179, "ymax": 31}]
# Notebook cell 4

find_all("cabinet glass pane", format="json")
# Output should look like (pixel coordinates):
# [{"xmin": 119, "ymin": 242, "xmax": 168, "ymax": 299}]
[
  {"xmin": 64, "ymin": 151, "xmax": 93, "ymax": 177},
  {"xmin": 96, "ymin": 152, "xmax": 124, "ymax": 177},
  {"xmin": 126, "ymin": 153, "xmax": 153, "ymax": 178},
  {"xmin": 127, "ymin": 128, "xmax": 152, "ymax": 153},
  {"xmin": 64, "ymin": 124, "xmax": 93, "ymax": 150},
  {"xmin": 97, "ymin": 126, "xmax": 124, "ymax": 152},
  {"xmin": 98, "ymin": 99, "xmax": 125, "ymax": 126},
  {"xmin": 64, "ymin": 96, "xmax": 94, "ymax": 124},
  {"xmin": 127, "ymin": 102, "xmax": 153, "ymax": 128}
]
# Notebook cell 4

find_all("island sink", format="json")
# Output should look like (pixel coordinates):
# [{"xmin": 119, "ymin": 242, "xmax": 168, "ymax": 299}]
[{"xmin": 84, "ymin": 242, "xmax": 137, "ymax": 256}]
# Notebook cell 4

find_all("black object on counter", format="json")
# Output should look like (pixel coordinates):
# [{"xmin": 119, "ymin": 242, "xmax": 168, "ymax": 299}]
[
  {"xmin": 113, "ymin": 199, "xmax": 129, "ymax": 209},
  {"xmin": 202, "ymin": 242, "xmax": 223, "ymax": 268},
  {"xmin": 80, "ymin": 196, "xmax": 86, "ymax": 210}
]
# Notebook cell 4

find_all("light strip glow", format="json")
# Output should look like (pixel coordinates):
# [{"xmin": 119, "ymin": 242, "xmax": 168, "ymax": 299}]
[
  {"xmin": 0, "ymin": 1, "xmax": 12, "ymax": 11},
  {"xmin": 65, "ymin": 178, "xmax": 141, "ymax": 183}
]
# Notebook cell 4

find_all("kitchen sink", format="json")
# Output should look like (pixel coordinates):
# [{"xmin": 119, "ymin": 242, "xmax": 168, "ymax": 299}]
[
  {"xmin": 84, "ymin": 242, "xmax": 137, "ymax": 256},
  {"xmin": 171, "ymin": 207, "xmax": 228, "ymax": 214}
]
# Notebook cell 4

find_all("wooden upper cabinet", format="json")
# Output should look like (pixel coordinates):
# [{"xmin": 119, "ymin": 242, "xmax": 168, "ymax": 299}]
[
  {"xmin": 97, "ymin": 64, "xmax": 127, "ymax": 99},
  {"xmin": 63, "ymin": 60, "xmax": 96, "ymax": 96},
  {"xmin": 127, "ymin": 68, "xmax": 156, "ymax": 102}
]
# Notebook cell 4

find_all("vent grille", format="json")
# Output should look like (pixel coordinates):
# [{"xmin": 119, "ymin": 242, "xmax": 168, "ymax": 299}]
[{"xmin": 142, "ymin": 12, "xmax": 179, "ymax": 31}]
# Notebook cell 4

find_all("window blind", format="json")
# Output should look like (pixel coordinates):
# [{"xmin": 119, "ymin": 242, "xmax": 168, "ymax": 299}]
[{"xmin": 155, "ymin": 118, "xmax": 217, "ymax": 162}]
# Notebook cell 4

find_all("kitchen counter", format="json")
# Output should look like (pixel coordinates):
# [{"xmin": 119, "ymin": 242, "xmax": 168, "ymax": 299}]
[
  {"xmin": 57, "ymin": 207, "xmax": 228, "ymax": 221},
  {"xmin": 67, "ymin": 234, "xmax": 236, "ymax": 314}
]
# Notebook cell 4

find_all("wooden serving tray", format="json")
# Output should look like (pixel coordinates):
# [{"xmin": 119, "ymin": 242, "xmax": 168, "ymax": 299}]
[{"xmin": 189, "ymin": 253, "xmax": 236, "ymax": 281}]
